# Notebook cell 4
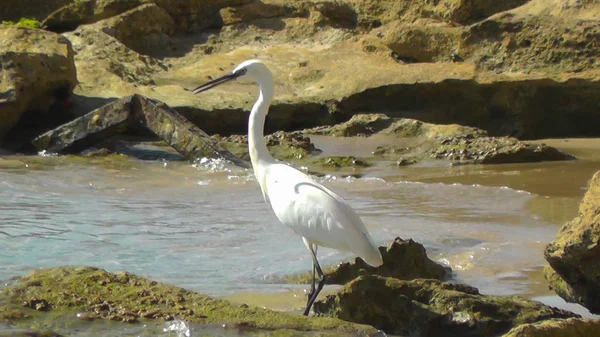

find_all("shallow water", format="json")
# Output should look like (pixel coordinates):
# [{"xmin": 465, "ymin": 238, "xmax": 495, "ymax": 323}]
[{"xmin": 1, "ymin": 137, "xmax": 600, "ymax": 334}]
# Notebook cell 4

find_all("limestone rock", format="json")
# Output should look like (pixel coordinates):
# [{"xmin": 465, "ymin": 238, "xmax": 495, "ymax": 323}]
[
  {"xmin": 43, "ymin": 0, "xmax": 145, "ymax": 33},
  {"xmin": 375, "ymin": 19, "xmax": 465, "ymax": 63},
  {"xmin": 502, "ymin": 318, "xmax": 600, "ymax": 337},
  {"xmin": 284, "ymin": 237, "xmax": 450, "ymax": 285},
  {"xmin": 462, "ymin": 1, "xmax": 600, "ymax": 73},
  {"xmin": 545, "ymin": 170, "xmax": 600, "ymax": 313},
  {"xmin": 90, "ymin": 3, "xmax": 175, "ymax": 54},
  {"xmin": 0, "ymin": 27, "xmax": 77, "ymax": 144},
  {"xmin": 314, "ymin": 275, "xmax": 578, "ymax": 337},
  {"xmin": 50, "ymin": 0, "xmax": 600, "ymax": 142},
  {"xmin": 62, "ymin": 25, "xmax": 167, "ymax": 92}
]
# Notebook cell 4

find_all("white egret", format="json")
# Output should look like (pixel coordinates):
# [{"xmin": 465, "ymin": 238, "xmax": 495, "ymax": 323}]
[{"xmin": 192, "ymin": 60, "xmax": 383, "ymax": 315}]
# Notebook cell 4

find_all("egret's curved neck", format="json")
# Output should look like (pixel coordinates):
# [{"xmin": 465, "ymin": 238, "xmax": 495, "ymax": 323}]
[{"xmin": 248, "ymin": 73, "xmax": 276, "ymax": 173}]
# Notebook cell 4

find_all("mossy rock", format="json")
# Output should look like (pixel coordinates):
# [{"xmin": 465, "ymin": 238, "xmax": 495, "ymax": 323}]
[
  {"xmin": 501, "ymin": 318, "xmax": 600, "ymax": 337},
  {"xmin": 214, "ymin": 131, "xmax": 321, "ymax": 162},
  {"xmin": 312, "ymin": 156, "xmax": 371, "ymax": 169},
  {"xmin": 314, "ymin": 275, "xmax": 579, "ymax": 337},
  {"xmin": 0, "ymin": 304, "xmax": 30, "ymax": 322},
  {"xmin": 283, "ymin": 237, "xmax": 449, "ymax": 285},
  {"xmin": 0, "ymin": 331, "xmax": 62, "ymax": 337},
  {"xmin": 2, "ymin": 267, "xmax": 376, "ymax": 336}
]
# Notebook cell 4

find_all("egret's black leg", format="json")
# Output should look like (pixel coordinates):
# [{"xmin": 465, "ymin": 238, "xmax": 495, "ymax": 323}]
[
  {"xmin": 303, "ymin": 247, "xmax": 326, "ymax": 316},
  {"xmin": 305, "ymin": 262, "xmax": 316, "ymax": 309}
]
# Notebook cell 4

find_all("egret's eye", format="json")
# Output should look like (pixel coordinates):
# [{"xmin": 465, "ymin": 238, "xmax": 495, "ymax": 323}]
[{"xmin": 236, "ymin": 68, "xmax": 247, "ymax": 76}]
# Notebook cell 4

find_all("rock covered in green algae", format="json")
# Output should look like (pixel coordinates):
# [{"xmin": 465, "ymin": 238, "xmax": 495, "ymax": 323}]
[
  {"xmin": 313, "ymin": 275, "xmax": 578, "ymax": 337},
  {"xmin": 283, "ymin": 237, "xmax": 450, "ymax": 285},
  {"xmin": 212, "ymin": 131, "xmax": 321, "ymax": 162},
  {"xmin": 0, "ymin": 305, "xmax": 29, "ymax": 321},
  {"xmin": 2, "ymin": 267, "xmax": 377, "ymax": 336},
  {"xmin": 545, "ymin": 170, "xmax": 600, "ymax": 314},
  {"xmin": 0, "ymin": 331, "xmax": 62, "ymax": 337},
  {"xmin": 501, "ymin": 318, "xmax": 600, "ymax": 337}
]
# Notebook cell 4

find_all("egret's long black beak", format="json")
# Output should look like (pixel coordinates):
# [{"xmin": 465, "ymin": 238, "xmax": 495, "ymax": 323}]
[{"xmin": 191, "ymin": 71, "xmax": 244, "ymax": 94}]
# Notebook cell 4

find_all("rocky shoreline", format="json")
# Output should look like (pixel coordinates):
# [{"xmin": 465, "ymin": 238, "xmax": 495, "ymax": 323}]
[{"xmin": 1, "ymin": 0, "xmax": 600, "ymax": 336}]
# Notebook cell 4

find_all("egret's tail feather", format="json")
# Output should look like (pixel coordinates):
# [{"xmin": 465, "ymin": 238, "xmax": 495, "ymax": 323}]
[
  {"xmin": 354, "ymin": 233, "xmax": 383, "ymax": 267},
  {"xmin": 362, "ymin": 247, "xmax": 383, "ymax": 267}
]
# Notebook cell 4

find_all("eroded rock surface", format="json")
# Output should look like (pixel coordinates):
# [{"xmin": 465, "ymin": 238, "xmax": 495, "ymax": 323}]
[
  {"xmin": 314, "ymin": 275, "xmax": 578, "ymax": 337},
  {"xmin": 545, "ymin": 170, "xmax": 600, "ymax": 313}
]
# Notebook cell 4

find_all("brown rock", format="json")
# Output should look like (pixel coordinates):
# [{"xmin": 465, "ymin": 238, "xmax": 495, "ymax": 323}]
[
  {"xmin": 43, "ymin": 0, "xmax": 145, "ymax": 33},
  {"xmin": 545, "ymin": 170, "xmax": 600, "ymax": 314}
]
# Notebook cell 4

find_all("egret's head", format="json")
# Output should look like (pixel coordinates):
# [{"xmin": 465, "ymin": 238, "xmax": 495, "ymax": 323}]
[{"xmin": 192, "ymin": 59, "xmax": 271, "ymax": 94}]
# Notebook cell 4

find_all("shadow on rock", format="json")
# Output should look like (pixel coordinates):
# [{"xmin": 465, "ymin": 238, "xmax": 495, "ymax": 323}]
[{"xmin": 314, "ymin": 275, "xmax": 578, "ymax": 337}]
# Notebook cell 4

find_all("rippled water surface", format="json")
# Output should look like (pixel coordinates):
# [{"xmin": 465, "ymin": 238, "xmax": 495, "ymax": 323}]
[{"xmin": 1, "ymin": 137, "xmax": 600, "ymax": 335}]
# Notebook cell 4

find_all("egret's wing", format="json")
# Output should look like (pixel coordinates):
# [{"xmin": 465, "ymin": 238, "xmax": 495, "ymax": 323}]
[{"xmin": 264, "ymin": 164, "xmax": 381, "ymax": 265}]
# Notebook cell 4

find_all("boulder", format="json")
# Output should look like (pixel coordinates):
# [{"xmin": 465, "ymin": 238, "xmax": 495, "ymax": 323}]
[
  {"xmin": 0, "ymin": 27, "xmax": 77, "ymax": 145},
  {"xmin": 284, "ymin": 237, "xmax": 450, "ymax": 285},
  {"xmin": 89, "ymin": 3, "xmax": 175, "ymax": 54},
  {"xmin": 501, "ymin": 318, "xmax": 600, "ymax": 337},
  {"xmin": 374, "ymin": 19, "xmax": 465, "ymax": 63},
  {"xmin": 545, "ymin": 170, "xmax": 600, "ymax": 313},
  {"xmin": 2, "ymin": 266, "xmax": 376, "ymax": 336},
  {"xmin": 314, "ymin": 275, "xmax": 578, "ymax": 337},
  {"xmin": 31, "ymin": 94, "xmax": 249, "ymax": 168}
]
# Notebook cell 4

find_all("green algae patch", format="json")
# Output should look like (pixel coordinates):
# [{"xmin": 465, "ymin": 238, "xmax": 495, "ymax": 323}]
[
  {"xmin": 1, "ymin": 18, "xmax": 42, "ymax": 28},
  {"xmin": 3, "ymin": 267, "xmax": 376, "ymax": 336},
  {"xmin": 213, "ymin": 131, "xmax": 321, "ymax": 163},
  {"xmin": 283, "ymin": 237, "xmax": 449, "ymax": 285},
  {"xmin": 0, "ymin": 304, "xmax": 30, "ymax": 322},
  {"xmin": 312, "ymin": 156, "xmax": 371, "ymax": 169},
  {"xmin": 314, "ymin": 275, "xmax": 579, "ymax": 337}
]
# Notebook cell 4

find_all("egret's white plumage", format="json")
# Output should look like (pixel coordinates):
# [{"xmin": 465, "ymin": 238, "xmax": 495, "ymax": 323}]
[{"xmin": 193, "ymin": 59, "xmax": 383, "ymax": 315}]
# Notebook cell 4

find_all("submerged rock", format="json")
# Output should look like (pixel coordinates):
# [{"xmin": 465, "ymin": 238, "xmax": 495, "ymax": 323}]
[
  {"xmin": 501, "ymin": 318, "xmax": 600, "ymax": 337},
  {"xmin": 2, "ymin": 266, "xmax": 376, "ymax": 336},
  {"xmin": 307, "ymin": 114, "xmax": 574, "ymax": 165},
  {"xmin": 430, "ymin": 135, "xmax": 575, "ymax": 164},
  {"xmin": 213, "ymin": 131, "xmax": 320, "ymax": 162},
  {"xmin": 284, "ymin": 237, "xmax": 449, "ymax": 285},
  {"xmin": 314, "ymin": 275, "xmax": 578, "ymax": 337},
  {"xmin": 545, "ymin": 170, "xmax": 600, "ymax": 314}
]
